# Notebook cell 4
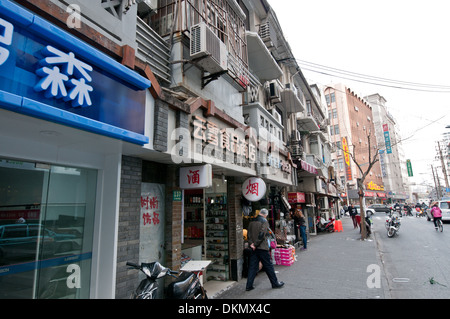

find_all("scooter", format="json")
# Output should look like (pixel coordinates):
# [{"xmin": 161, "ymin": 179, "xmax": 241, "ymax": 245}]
[
  {"xmin": 386, "ymin": 212, "xmax": 401, "ymax": 238},
  {"xmin": 316, "ymin": 217, "xmax": 335, "ymax": 233},
  {"xmin": 127, "ymin": 261, "xmax": 208, "ymax": 299}
]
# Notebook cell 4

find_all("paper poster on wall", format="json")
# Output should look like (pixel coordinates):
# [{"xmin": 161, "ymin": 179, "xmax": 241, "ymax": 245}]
[{"xmin": 140, "ymin": 183, "xmax": 165, "ymax": 264}]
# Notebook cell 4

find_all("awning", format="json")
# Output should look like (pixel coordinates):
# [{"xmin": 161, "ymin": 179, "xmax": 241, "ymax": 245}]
[
  {"xmin": 297, "ymin": 159, "xmax": 318, "ymax": 175},
  {"xmin": 246, "ymin": 31, "xmax": 283, "ymax": 82}
]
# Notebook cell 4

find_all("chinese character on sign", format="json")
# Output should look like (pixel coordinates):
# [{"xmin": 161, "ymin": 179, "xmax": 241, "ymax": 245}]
[
  {"xmin": 246, "ymin": 181, "xmax": 259, "ymax": 196},
  {"xmin": 0, "ymin": 18, "xmax": 13, "ymax": 66},
  {"xmin": 34, "ymin": 45, "xmax": 94, "ymax": 108},
  {"xmin": 142, "ymin": 212, "xmax": 152, "ymax": 225},
  {"xmin": 187, "ymin": 170, "xmax": 200, "ymax": 185},
  {"xmin": 142, "ymin": 212, "xmax": 160, "ymax": 226},
  {"xmin": 141, "ymin": 196, "xmax": 159, "ymax": 209},
  {"xmin": 193, "ymin": 116, "xmax": 206, "ymax": 141}
]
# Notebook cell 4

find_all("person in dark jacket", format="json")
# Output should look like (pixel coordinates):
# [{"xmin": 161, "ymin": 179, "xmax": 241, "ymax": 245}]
[
  {"xmin": 246, "ymin": 208, "xmax": 284, "ymax": 291},
  {"xmin": 291, "ymin": 208, "xmax": 307, "ymax": 250}
]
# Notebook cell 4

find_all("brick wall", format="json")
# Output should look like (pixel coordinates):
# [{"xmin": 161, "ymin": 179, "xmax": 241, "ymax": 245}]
[
  {"xmin": 115, "ymin": 156, "xmax": 142, "ymax": 299},
  {"xmin": 164, "ymin": 165, "xmax": 182, "ymax": 271},
  {"xmin": 154, "ymin": 100, "xmax": 169, "ymax": 152}
]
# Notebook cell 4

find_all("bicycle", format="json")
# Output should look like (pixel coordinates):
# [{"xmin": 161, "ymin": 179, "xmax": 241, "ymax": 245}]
[{"xmin": 435, "ymin": 218, "xmax": 443, "ymax": 232}]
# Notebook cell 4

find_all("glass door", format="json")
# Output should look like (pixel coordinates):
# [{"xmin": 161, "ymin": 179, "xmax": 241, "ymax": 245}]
[{"xmin": 0, "ymin": 159, "xmax": 97, "ymax": 299}]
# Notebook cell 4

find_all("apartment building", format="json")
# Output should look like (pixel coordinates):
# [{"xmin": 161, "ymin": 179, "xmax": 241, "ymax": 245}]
[
  {"xmin": 365, "ymin": 93, "xmax": 411, "ymax": 203},
  {"xmin": 0, "ymin": 0, "xmax": 338, "ymax": 299},
  {"xmin": 324, "ymin": 84, "xmax": 384, "ymax": 204}
]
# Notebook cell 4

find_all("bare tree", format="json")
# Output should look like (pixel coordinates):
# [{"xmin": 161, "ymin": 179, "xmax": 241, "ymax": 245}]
[{"xmin": 344, "ymin": 131, "xmax": 380, "ymax": 240}]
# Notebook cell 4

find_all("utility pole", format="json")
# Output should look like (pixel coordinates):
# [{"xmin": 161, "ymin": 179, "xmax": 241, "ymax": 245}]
[
  {"xmin": 437, "ymin": 141, "xmax": 449, "ymax": 189},
  {"xmin": 431, "ymin": 165, "xmax": 441, "ymax": 199}
]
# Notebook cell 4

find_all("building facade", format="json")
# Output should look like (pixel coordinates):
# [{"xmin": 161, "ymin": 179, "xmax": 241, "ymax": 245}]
[
  {"xmin": 365, "ymin": 93, "xmax": 411, "ymax": 203},
  {"xmin": 324, "ymin": 84, "xmax": 384, "ymax": 205},
  {"xmin": 0, "ymin": 0, "xmax": 339, "ymax": 299}
]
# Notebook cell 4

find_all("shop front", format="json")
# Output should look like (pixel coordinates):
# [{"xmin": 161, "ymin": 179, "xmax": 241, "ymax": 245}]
[{"xmin": 0, "ymin": 2, "xmax": 151, "ymax": 299}]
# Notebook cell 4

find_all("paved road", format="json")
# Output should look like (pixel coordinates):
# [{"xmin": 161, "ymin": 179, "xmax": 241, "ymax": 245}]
[
  {"xmin": 373, "ymin": 213, "xmax": 450, "ymax": 298},
  {"xmin": 217, "ymin": 212, "xmax": 450, "ymax": 299}
]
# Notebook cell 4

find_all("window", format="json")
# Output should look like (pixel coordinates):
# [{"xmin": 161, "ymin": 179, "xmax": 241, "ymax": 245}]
[
  {"xmin": 334, "ymin": 124, "xmax": 340, "ymax": 135},
  {"xmin": 330, "ymin": 92, "xmax": 335, "ymax": 103},
  {"xmin": 338, "ymin": 158, "xmax": 344, "ymax": 170},
  {"xmin": 332, "ymin": 109, "xmax": 337, "ymax": 119}
]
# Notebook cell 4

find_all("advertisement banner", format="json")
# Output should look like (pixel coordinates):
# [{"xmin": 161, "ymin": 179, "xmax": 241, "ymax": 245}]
[{"xmin": 342, "ymin": 137, "xmax": 352, "ymax": 181}]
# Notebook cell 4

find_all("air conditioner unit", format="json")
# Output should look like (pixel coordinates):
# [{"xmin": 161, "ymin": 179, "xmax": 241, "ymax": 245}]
[
  {"xmin": 267, "ymin": 80, "xmax": 282, "ymax": 103},
  {"xmin": 190, "ymin": 22, "xmax": 228, "ymax": 73},
  {"xmin": 291, "ymin": 130, "xmax": 301, "ymax": 141},
  {"xmin": 285, "ymin": 82, "xmax": 298, "ymax": 96},
  {"xmin": 137, "ymin": 0, "xmax": 157, "ymax": 13},
  {"xmin": 272, "ymin": 109, "xmax": 282, "ymax": 124}
]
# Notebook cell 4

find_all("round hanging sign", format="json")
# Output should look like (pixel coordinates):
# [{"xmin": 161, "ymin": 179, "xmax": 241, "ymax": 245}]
[{"xmin": 242, "ymin": 177, "xmax": 266, "ymax": 202}]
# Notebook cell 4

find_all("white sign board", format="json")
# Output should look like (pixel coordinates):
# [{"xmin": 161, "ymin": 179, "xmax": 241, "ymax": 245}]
[
  {"xmin": 242, "ymin": 177, "xmax": 266, "ymax": 202},
  {"xmin": 180, "ymin": 164, "xmax": 212, "ymax": 189}
]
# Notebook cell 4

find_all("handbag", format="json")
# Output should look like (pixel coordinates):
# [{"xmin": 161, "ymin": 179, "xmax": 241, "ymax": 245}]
[
  {"xmin": 270, "ymin": 238, "xmax": 277, "ymax": 249},
  {"xmin": 268, "ymin": 228, "xmax": 277, "ymax": 249}
]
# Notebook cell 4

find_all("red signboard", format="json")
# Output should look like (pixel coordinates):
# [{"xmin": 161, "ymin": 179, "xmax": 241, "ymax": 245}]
[{"xmin": 288, "ymin": 192, "xmax": 306, "ymax": 203}]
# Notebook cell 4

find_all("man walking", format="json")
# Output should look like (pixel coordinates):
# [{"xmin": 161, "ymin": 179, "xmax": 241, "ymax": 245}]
[{"xmin": 246, "ymin": 209, "xmax": 284, "ymax": 291}]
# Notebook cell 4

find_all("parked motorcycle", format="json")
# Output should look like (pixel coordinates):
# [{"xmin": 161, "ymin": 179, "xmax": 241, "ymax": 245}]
[
  {"xmin": 316, "ymin": 217, "xmax": 335, "ymax": 233},
  {"xmin": 386, "ymin": 212, "xmax": 401, "ymax": 238},
  {"xmin": 126, "ymin": 261, "xmax": 208, "ymax": 299}
]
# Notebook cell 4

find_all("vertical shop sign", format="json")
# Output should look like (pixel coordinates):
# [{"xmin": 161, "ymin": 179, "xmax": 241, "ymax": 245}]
[
  {"xmin": 342, "ymin": 137, "xmax": 352, "ymax": 181},
  {"xmin": 406, "ymin": 159, "xmax": 413, "ymax": 177},
  {"xmin": 140, "ymin": 183, "xmax": 165, "ymax": 263},
  {"xmin": 383, "ymin": 124, "xmax": 392, "ymax": 154}
]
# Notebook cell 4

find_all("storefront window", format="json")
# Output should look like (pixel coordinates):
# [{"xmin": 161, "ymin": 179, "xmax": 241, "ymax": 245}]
[{"xmin": 0, "ymin": 158, "xmax": 97, "ymax": 299}]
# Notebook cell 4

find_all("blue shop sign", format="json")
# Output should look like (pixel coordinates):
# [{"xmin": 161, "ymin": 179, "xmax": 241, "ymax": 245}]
[{"xmin": 0, "ymin": 0, "xmax": 151, "ymax": 145}]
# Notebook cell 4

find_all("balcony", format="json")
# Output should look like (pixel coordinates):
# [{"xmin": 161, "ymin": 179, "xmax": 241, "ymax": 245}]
[
  {"xmin": 246, "ymin": 31, "xmax": 282, "ymax": 82},
  {"xmin": 280, "ymin": 83, "xmax": 305, "ymax": 114},
  {"xmin": 297, "ymin": 112, "xmax": 320, "ymax": 132},
  {"xmin": 243, "ymin": 102, "xmax": 285, "ymax": 148}
]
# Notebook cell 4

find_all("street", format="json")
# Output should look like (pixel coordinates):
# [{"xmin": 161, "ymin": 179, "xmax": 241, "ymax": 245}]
[
  {"xmin": 216, "ymin": 212, "xmax": 450, "ymax": 299},
  {"xmin": 374, "ymin": 212, "xmax": 450, "ymax": 298}
]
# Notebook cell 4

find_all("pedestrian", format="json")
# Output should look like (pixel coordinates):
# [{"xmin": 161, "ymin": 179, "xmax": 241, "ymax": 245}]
[
  {"xmin": 291, "ymin": 208, "xmax": 308, "ymax": 250},
  {"xmin": 430, "ymin": 202, "xmax": 442, "ymax": 230},
  {"xmin": 349, "ymin": 204, "xmax": 357, "ymax": 228},
  {"xmin": 246, "ymin": 208, "xmax": 284, "ymax": 291}
]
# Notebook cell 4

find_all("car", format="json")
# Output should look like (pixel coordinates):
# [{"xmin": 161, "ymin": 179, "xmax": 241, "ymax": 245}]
[
  {"xmin": 427, "ymin": 201, "xmax": 450, "ymax": 222},
  {"xmin": 368, "ymin": 204, "xmax": 391, "ymax": 214},
  {"xmin": 0, "ymin": 223, "xmax": 77, "ymax": 265},
  {"xmin": 354, "ymin": 205, "xmax": 375, "ymax": 216}
]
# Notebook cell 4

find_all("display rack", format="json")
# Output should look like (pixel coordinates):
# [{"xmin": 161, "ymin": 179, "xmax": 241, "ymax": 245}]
[
  {"xmin": 183, "ymin": 191, "xmax": 204, "ymax": 259},
  {"xmin": 205, "ymin": 193, "xmax": 229, "ymax": 281}
]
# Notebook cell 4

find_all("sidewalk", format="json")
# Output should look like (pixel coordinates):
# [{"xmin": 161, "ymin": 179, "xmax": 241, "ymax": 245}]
[{"xmin": 215, "ymin": 216, "xmax": 390, "ymax": 299}]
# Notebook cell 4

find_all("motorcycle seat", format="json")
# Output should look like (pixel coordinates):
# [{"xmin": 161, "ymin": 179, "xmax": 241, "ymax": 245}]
[{"xmin": 167, "ymin": 272, "xmax": 195, "ymax": 299}]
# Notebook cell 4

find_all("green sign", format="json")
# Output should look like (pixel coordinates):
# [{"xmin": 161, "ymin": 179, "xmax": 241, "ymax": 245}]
[
  {"xmin": 173, "ymin": 190, "xmax": 182, "ymax": 202},
  {"xmin": 406, "ymin": 160, "xmax": 413, "ymax": 177}
]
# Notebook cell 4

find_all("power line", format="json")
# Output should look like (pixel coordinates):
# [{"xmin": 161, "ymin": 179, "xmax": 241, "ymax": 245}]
[{"xmin": 296, "ymin": 59, "xmax": 450, "ymax": 93}]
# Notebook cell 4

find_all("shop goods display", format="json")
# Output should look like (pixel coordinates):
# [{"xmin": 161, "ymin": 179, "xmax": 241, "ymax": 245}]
[{"xmin": 271, "ymin": 246, "xmax": 296, "ymax": 266}]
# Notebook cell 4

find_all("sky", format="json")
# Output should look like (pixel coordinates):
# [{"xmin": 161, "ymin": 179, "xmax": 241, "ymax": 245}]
[{"xmin": 269, "ymin": 0, "xmax": 450, "ymax": 191}]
